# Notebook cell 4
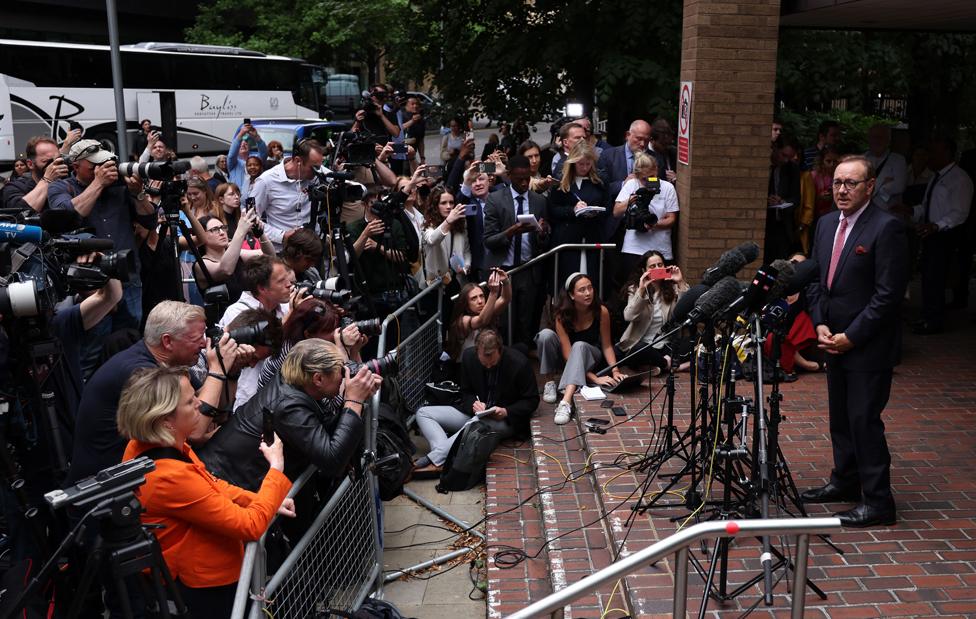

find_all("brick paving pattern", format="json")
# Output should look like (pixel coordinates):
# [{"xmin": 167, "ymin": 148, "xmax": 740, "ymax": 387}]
[{"xmin": 485, "ymin": 323, "xmax": 976, "ymax": 618}]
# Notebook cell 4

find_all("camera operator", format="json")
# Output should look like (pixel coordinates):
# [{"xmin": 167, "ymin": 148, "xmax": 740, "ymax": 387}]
[
  {"xmin": 66, "ymin": 301, "xmax": 254, "ymax": 485},
  {"xmin": 49, "ymin": 139, "xmax": 158, "ymax": 376},
  {"xmin": 352, "ymin": 84, "xmax": 401, "ymax": 142},
  {"xmin": 218, "ymin": 255, "xmax": 295, "ymax": 410},
  {"xmin": 197, "ymin": 339, "xmax": 380, "ymax": 534},
  {"xmin": 1, "ymin": 136, "xmax": 68, "ymax": 212},
  {"xmin": 251, "ymin": 138, "xmax": 327, "ymax": 252},
  {"xmin": 118, "ymin": 366, "xmax": 293, "ymax": 616},
  {"xmin": 611, "ymin": 152, "xmax": 679, "ymax": 278}
]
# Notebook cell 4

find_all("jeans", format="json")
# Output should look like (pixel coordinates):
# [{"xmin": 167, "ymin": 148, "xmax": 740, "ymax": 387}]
[{"xmin": 415, "ymin": 405, "xmax": 512, "ymax": 466}]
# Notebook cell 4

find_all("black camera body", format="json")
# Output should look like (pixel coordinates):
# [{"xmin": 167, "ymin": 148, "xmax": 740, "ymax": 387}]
[
  {"xmin": 341, "ymin": 316, "xmax": 383, "ymax": 337},
  {"xmin": 369, "ymin": 190, "xmax": 407, "ymax": 222},
  {"xmin": 624, "ymin": 178, "xmax": 661, "ymax": 231},
  {"xmin": 346, "ymin": 350, "xmax": 397, "ymax": 377}
]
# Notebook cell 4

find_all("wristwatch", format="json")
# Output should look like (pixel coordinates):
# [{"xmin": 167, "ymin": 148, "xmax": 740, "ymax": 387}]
[{"xmin": 135, "ymin": 191, "xmax": 148, "ymax": 201}]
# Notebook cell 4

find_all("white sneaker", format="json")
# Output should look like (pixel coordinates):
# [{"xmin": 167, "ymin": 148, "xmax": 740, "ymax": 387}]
[
  {"xmin": 543, "ymin": 381, "xmax": 558, "ymax": 403},
  {"xmin": 553, "ymin": 401, "xmax": 572, "ymax": 425}
]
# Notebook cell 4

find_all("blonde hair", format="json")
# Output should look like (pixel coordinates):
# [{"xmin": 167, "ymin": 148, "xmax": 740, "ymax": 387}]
[
  {"xmin": 558, "ymin": 142, "xmax": 602, "ymax": 193},
  {"xmin": 116, "ymin": 366, "xmax": 188, "ymax": 446},
  {"xmin": 281, "ymin": 339, "xmax": 345, "ymax": 388},
  {"xmin": 144, "ymin": 301, "xmax": 206, "ymax": 347},
  {"xmin": 632, "ymin": 152, "xmax": 658, "ymax": 177}
]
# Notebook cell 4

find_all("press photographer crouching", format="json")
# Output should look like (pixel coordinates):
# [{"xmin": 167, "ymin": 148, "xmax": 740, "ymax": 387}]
[
  {"xmin": 197, "ymin": 339, "xmax": 381, "ymax": 535},
  {"xmin": 118, "ymin": 366, "xmax": 294, "ymax": 616},
  {"xmin": 67, "ymin": 301, "xmax": 255, "ymax": 486}
]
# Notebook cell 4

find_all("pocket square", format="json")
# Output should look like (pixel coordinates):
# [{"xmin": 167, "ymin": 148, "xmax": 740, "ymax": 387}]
[{"xmin": 855, "ymin": 245, "xmax": 868, "ymax": 255}]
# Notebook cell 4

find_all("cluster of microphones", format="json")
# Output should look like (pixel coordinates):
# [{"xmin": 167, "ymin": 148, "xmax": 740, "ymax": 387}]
[{"xmin": 665, "ymin": 242, "xmax": 818, "ymax": 331}]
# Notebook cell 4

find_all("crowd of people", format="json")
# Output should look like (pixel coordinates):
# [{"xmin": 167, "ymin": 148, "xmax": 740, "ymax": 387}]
[{"xmin": 1, "ymin": 85, "xmax": 974, "ymax": 614}]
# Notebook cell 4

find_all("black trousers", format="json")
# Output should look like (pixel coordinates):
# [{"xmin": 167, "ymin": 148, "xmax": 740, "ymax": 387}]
[
  {"xmin": 178, "ymin": 581, "xmax": 236, "ymax": 618},
  {"xmin": 920, "ymin": 228, "xmax": 960, "ymax": 328},
  {"xmin": 504, "ymin": 264, "xmax": 544, "ymax": 348},
  {"xmin": 825, "ymin": 363, "xmax": 894, "ymax": 508}
]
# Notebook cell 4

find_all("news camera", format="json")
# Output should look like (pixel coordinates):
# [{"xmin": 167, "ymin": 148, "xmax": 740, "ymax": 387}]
[{"xmin": 624, "ymin": 178, "xmax": 661, "ymax": 231}]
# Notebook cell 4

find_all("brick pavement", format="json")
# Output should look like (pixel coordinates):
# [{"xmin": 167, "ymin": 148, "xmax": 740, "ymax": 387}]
[{"xmin": 485, "ymin": 318, "xmax": 976, "ymax": 618}]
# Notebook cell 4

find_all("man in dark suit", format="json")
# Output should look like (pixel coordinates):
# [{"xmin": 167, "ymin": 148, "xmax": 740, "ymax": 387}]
[
  {"xmin": 766, "ymin": 137, "xmax": 802, "ymax": 262},
  {"xmin": 802, "ymin": 155, "xmax": 909, "ymax": 528},
  {"xmin": 413, "ymin": 329, "xmax": 539, "ymax": 475},
  {"xmin": 458, "ymin": 164, "xmax": 493, "ymax": 281},
  {"xmin": 649, "ymin": 118, "xmax": 677, "ymax": 183},
  {"xmin": 483, "ymin": 155, "xmax": 549, "ymax": 347}
]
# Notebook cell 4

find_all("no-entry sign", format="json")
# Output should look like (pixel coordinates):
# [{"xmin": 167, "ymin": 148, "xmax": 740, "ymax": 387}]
[{"xmin": 678, "ymin": 81, "xmax": 692, "ymax": 165}]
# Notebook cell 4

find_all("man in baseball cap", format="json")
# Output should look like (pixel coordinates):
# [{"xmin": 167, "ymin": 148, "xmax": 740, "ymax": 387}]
[{"xmin": 65, "ymin": 139, "xmax": 119, "ymax": 166}]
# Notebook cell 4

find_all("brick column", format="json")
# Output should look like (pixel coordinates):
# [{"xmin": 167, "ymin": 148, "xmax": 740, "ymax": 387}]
[{"xmin": 675, "ymin": 0, "xmax": 781, "ymax": 277}]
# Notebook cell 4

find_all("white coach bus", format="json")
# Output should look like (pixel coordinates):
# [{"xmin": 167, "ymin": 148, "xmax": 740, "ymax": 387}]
[{"xmin": 0, "ymin": 39, "xmax": 327, "ymax": 171}]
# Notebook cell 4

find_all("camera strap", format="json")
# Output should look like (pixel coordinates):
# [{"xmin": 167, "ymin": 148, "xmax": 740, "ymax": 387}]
[{"xmin": 138, "ymin": 446, "xmax": 191, "ymax": 463}]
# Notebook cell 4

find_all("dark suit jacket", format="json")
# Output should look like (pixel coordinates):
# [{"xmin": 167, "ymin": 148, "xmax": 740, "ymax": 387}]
[
  {"xmin": 597, "ymin": 144, "xmax": 631, "ymax": 200},
  {"xmin": 457, "ymin": 346, "xmax": 539, "ymax": 438},
  {"xmin": 460, "ymin": 192, "xmax": 487, "ymax": 274},
  {"xmin": 806, "ymin": 204, "xmax": 909, "ymax": 370},
  {"xmin": 483, "ymin": 187, "xmax": 548, "ymax": 268},
  {"xmin": 548, "ymin": 179, "xmax": 608, "ymax": 245}
]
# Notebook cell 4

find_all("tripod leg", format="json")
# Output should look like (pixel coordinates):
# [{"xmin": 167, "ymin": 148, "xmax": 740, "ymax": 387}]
[
  {"xmin": 67, "ymin": 542, "xmax": 106, "ymax": 619},
  {"xmin": 697, "ymin": 536, "xmax": 724, "ymax": 619}
]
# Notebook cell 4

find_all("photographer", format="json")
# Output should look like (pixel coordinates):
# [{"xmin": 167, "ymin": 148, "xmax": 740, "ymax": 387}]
[
  {"xmin": 352, "ymin": 85, "xmax": 401, "ymax": 141},
  {"xmin": 118, "ymin": 366, "xmax": 293, "ymax": 616},
  {"xmin": 611, "ymin": 152, "xmax": 679, "ymax": 278},
  {"xmin": 281, "ymin": 228, "xmax": 324, "ymax": 286},
  {"xmin": 251, "ymin": 138, "xmax": 326, "ymax": 252},
  {"xmin": 218, "ymin": 255, "xmax": 295, "ymax": 409},
  {"xmin": 197, "ymin": 339, "xmax": 380, "ymax": 531},
  {"xmin": 1, "ymin": 136, "xmax": 68, "ymax": 212},
  {"xmin": 67, "ymin": 301, "xmax": 254, "ymax": 485},
  {"xmin": 227, "ymin": 122, "xmax": 268, "ymax": 201},
  {"xmin": 49, "ymin": 139, "xmax": 158, "ymax": 376},
  {"xmin": 193, "ymin": 210, "xmax": 275, "ymax": 303},
  {"xmin": 400, "ymin": 95, "xmax": 427, "ymax": 163}
]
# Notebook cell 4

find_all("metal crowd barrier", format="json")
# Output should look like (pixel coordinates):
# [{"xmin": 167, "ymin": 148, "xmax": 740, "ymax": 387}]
[{"xmin": 504, "ymin": 517, "xmax": 842, "ymax": 619}]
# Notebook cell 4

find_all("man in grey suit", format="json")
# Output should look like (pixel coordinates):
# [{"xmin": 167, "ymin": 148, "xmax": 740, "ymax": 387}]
[{"xmin": 483, "ymin": 155, "xmax": 549, "ymax": 347}]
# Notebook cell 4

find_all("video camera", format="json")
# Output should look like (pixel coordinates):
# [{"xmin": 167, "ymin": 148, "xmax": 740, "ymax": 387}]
[
  {"xmin": 624, "ymin": 178, "xmax": 661, "ymax": 231},
  {"xmin": 369, "ymin": 189, "xmax": 407, "ymax": 222},
  {"xmin": 335, "ymin": 131, "xmax": 381, "ymax": 167}
]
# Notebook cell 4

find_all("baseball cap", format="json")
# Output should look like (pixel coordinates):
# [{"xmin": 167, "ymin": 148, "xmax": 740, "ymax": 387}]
[{"xmin": 67, "ymin": 139, "xmax": 117, "ymax": 165}]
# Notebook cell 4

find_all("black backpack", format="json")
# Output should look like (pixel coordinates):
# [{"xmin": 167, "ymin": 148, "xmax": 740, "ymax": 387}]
[
  {"xmin": 374, "ymin": 403, "xmax": 415, "ymax": 500},
  {"xmin": 436, "ymin": 420, "xmax": 498, "ymax": 493}
]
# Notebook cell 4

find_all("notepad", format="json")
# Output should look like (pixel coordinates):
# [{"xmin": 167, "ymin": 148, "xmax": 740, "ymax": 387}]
[
  {"xmin": 768, "ymin": 201, "xmax": 794, "ymax": 210},
  {"xmin": 580, "ymin": 386, "xmax": 606, "ymax": 401},
  {"xmin": 475, "ymin": 407, "xmax": 498, "ymax": 418},
  {"xmin": 575, "ymin": 206, "xmax": 606, "ymax": 217},
  {"xmin": 517, "ymin": 213, "xmax": 542, "ymax": 230}
]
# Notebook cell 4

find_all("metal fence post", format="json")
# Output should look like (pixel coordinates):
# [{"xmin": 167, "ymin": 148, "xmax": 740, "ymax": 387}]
[
  {"xmin": 673, "ymin": 546, "xmax": 690, "ymax": 618},
  {"xmin": 791, "ymin": 534, "xmax": 811, "ymax": 619}
]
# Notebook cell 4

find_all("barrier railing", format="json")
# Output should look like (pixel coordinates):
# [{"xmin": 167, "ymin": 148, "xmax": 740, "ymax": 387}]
[{"xmin": 504, "ymin": 517, "xmax": 842, "ymax": 619}]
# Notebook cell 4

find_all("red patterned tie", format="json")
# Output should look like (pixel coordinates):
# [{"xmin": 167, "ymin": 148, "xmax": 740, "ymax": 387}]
[{"xmin": 826, "ymin": 216, "xmax": 848, "ymax": 289}]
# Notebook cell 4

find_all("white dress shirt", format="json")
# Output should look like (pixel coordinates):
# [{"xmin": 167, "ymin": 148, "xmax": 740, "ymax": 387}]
[
  {"xmin": 865, "ymin": 150, "xmax": 907, "ymax": 212},
  {"xmin": 912, "ymin": 162, "xmax": 974, "ymax": 231},
  {"xmin": 506, "ymin": 186, "xmax": 534, "ymax": 266},
  {"xmin": 832, "ymin": 200, "xmax": 869, "ymax": 255},
  {"xmin": 251, "ymin": 161, "xmax": 331, "ymax": 249}
]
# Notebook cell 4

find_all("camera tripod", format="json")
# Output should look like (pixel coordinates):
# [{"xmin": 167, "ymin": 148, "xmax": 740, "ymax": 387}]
[{"xmin": 10, "ymin": 492, "xmax": 187, "ymax": 618}]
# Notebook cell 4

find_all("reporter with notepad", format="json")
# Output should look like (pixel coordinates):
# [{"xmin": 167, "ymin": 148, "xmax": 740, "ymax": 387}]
[
  {"xmin": 535, "ymin": 273, "xmax": 625, "ymax": 425},
  {"xmin": 549, "ymin": 142, "xmax": 608, "ymax": 290}
]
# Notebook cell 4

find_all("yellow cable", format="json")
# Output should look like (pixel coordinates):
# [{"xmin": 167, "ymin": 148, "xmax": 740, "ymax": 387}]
[
  {"xmin": 599, "ymin": 579, "xmax": 624, "ymax": 619},
  {"xmin": 493, "ymin": 453, "xmax": 529, "ymax": 465}
]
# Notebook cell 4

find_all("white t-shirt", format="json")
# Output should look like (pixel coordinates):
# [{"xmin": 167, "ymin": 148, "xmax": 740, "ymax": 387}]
[{"xmin": 616, "ymin": 178, "xmax": 679, "ymax": 259}]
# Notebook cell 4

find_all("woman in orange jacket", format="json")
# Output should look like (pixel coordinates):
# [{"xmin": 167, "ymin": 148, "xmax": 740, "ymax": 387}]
[{"xmin": 118, "ymin": 366, "xmax": 294, "ymax": 616}]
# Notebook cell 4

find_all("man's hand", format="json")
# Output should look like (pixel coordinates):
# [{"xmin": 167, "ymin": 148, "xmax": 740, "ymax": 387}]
[
  {"xmin": 459, "ymin": 138, "xmax": 475, "ymax": 160},
  {"xmin": 238, "ymin": 125, "xmax": 251, "ymax": 139},
  {"xmin": 360, "ymin": 219, "xmax": 385, "ymax": 242},
  {"xmin": 354, "ymin": 110, "xmax": 367, "ymax": 123},
  {"xmin": 488, "ymin": 407, "xmax": 508, "ymax": 420},
  {"xmin": 62, "ymin": 128, "xmax": 83, "ymax": 149},
  {"xmin": 767, "ymin": 194, "xmax": 784, "ymax": 207},
  {"xmin": 343, "ymin": 365, "xmax": 382, "ymax": 406},
  {"xmin": 338, "ymin": 323, "xmax": 368, "ymax": 356},
  {"xmin": 207, "ymin": 333, "xmax": 239, "ymax": 372},
  {"xmin": 94, "ymin": 161, "xmax": 119, "ymax": 188},
  {"xmin": 43, "ymin": 157, "xmax": 69, "ymax": 183},
  {"xmin": 277, "ymin": 497, "xmax": 297, "ymax": 518},
  {"xmin": 231, "ymin": 343, "xmax": 258, "ymax": 371},
  {"xmin": 916, "ymin": 222, "xmax": 938, "ymax": 239},
  {"xmin": 817, "ymin": 325, "xmax": 852, "ymax": 354},
  {"xmin": 505, "ymin": 222, "xmax": 534, "ymax": 238},
  {"xmin": 289, "ymin": 287, "xmax": 310, "ymax": 311},
  {"xmin": 124, "ymin": 175, "xmax": 143, "ymax": 196}
]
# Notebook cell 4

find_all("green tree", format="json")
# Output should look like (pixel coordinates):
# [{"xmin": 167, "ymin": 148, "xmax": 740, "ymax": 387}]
[{"xmin": 185, "ymin": 0, "xmax": 410, "ymax": 83}]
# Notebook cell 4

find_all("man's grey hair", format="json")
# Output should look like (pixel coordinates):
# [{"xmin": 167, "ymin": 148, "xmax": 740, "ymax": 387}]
[
  {"xmin": 190, "ymin": 156, "xmax": 208, "ymax": 174},
  {"xmin": 144, "ymin": 301, "xmax": 206, "ymax": 346}
]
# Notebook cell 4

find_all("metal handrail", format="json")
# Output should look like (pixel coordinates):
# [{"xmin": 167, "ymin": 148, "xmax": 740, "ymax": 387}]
[
  {"xmin": 231, "ymin": 464, "xmax": 319, "ymax": 618},
  {"xmin": 504, "ymin": 517, "xmax": 841, "ymax": 619}
]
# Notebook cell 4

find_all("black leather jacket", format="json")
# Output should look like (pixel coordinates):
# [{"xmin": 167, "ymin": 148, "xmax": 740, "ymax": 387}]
[{"xmin": 196, "ymin": 376, "xmax": 364, "ymax": 491}]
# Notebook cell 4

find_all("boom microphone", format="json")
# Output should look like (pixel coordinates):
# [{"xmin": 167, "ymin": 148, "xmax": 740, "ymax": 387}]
[
  {"xmin": 723, "ymin": 265, "xmax": 779, "ymax": 320},
  {"xmin": 682, "ymin": 277, "xmax": 742, "ymax": 326},
  {"xmin": 766, "ymin": 259, "xmax": 796, "ymax": 302},
  {"xmin": 701, "ymin": 248, "xmax": 746, "ymax": 286},
  {"xmin": 0, "ymin": 222, "xmax": 46, "ymax": 244},
  {"xmin": 48, "ymin": 237, "xmax": 116, "ymax": 252},
  {"xmin": 782, "ymin": 258, "xmax": 818, "ymax": 296}
]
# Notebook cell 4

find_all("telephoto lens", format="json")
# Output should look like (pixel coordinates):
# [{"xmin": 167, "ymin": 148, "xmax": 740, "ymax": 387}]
[
  {"xmin": 346, "ymin": 350, "xmax": 398, "ymax": 377},
  {"xmin": 343, "ymin": 317, "xmax": 383, "ymax": 336},
  {"xmin": 225, "ymin": 320, "xmax": 271, "ymax": 347},
  {"xmin": 310, "ymin": 288, "xmax": 352, "ymax": 304}
]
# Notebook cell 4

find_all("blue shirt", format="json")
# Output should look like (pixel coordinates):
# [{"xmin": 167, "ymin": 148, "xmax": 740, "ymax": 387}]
[{"xmin": 48, "ymin": 175, "xmax": 155, "ymax": 256}]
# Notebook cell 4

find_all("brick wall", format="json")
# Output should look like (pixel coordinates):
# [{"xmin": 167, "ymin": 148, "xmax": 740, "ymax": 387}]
[{"xmin": 675, "ymin": 0, "xmax": 781, "ymax": 277}]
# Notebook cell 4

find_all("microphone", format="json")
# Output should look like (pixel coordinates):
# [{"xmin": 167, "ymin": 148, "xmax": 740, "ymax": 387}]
[
  {"xmin": 782, "ymin": 258, "xmax": 818, "ymax": 296},
  {"xmin": 681, "ymin": 277, "xmax": 743, "ymax": 327},
  {"xmin": 49, "ymin": 237, "xmax": 116, "ymax": 252},
  {"xmin": 766, "ymin": 259, "xmax": 796, "ymax": 303},
  {"xmin": 699, "ymin": 241, "xmax": 760, "ymax": 286},
  {"xmin": 723, "ymin": 265, "xmax": 779, "ymax": 320},
  {"xmin": 0, "ymin": 222, "xmax": 46, "ymax": 244},
  {"xmin": 670, "ymin": 283, "xmax": 710, "ymax": 325}
]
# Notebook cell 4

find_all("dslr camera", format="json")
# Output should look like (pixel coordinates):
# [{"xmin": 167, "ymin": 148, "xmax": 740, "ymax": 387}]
[
  {"xmin": 346, "ymin": 349, "xmax": 398, "ymax": 377},
  {"xmin": 624, "ymin": 177, "xmax": 661, "ymax": 231}
]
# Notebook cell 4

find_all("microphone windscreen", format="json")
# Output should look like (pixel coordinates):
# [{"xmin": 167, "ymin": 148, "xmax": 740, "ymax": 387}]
[
  {"xmin": 39, "ymin": 209, "xmax": 83, "ymax": 235},
  {"xmin": 696, "ymin": 276, "xmax": 743, "ymax": 318},
  {"xmin": 767, "ymin": 259, "xmax": 796, "ymax": 301},
  {"xmin": 672, "ymin": 284, "xmax": 710, "ymax": 323},
  {"xmin": 783, "ymin": 259, "xmax": 819, "ymax": 295},
  {"xmin": 735, "ymin": 241, "xmax": 761, "ymax": 265},
  {"xmin": 701, "ymin": 248, "xmax": 746, "ymax": 286}
]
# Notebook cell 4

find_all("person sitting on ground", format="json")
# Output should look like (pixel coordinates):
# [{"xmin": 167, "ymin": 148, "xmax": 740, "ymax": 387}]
[
  {"xmin": 762, "ymin": 253, "xmax": 822, "ymax": 378},
  {"xmin": 446, "ymin": 269, "xmax": 511, "ymax": 361},
  {"xmin": 536, "ymin": 273, "xmax": 625, "ymax": 425},
  {"xmin": 194, "ymin": 210, "xmax": 275, "ymax": 303},
  {"xmin": 616, "ymin": 250, "xmax": 689, "ymax": 376},
  {"xmin": 118, "ymin": 366, "xmax": 294, "ymax": 616},
  {"xmin": 414, "ymin": 328, "xmax": 539, "ymax": 476}
]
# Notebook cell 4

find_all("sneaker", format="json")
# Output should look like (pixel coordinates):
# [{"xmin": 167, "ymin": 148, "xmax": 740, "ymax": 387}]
[
  {"xmin": 553, "ymin": 401, "xmax": 572, "ymax": 425},
  {"xmin": 543, "ymin": 381, "xmax": 558, "ymax": 403}
]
